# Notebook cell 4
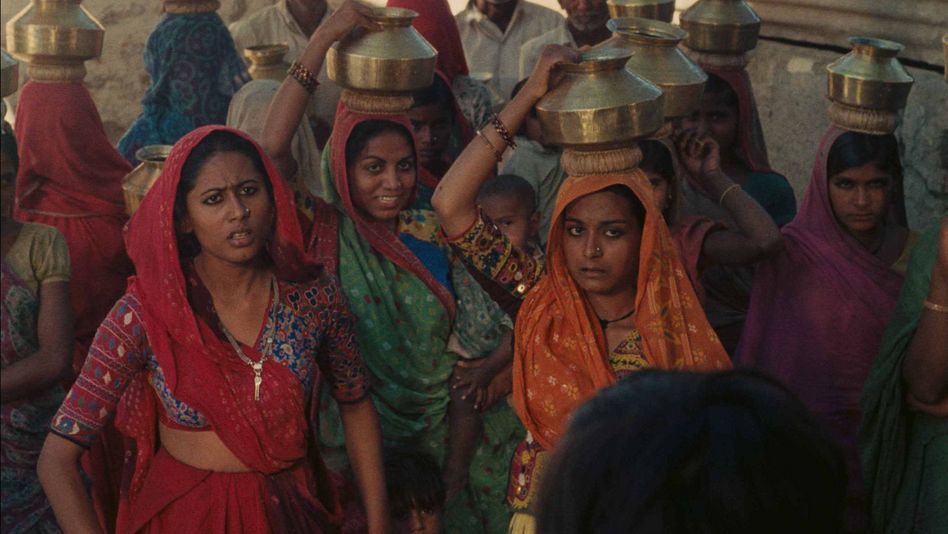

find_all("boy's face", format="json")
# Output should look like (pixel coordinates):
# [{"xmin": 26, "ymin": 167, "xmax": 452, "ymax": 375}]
[
  {"xmin": 480, "ymin": 193, "xmax": 539, "ymax": 250},
  {"xmin": 394, "ymin": 508, "xmax": 442, "ymax": 534}
]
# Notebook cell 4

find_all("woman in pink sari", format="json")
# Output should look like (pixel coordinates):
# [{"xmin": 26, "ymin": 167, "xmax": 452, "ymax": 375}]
[{"xmin": 737, "ymin": 127, "xmax": 914, "ymax": 533}]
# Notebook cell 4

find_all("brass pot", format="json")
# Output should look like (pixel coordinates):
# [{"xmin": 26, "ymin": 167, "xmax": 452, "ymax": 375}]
[
  {"xmin": 536, "ymin": 48, "xmax": 664, "ymax": 150},
  {"xmin": 679, "ymin": 0, "xmax": 760, "ymax": 55},
  {"xmin": 327, "ymin": 7, "xmax": 437, "ymax": 94},
  {"xmin": 607, "ymin": 0, "xmax": 675, "ymax": 23},
  {"xmin": 826, "ymin": 37, "xmax": 913, "ymax": 111},
  {"xmin": 245, "ymin": 44, "xmax": 289, "ymax": 81},
  {"xmin": 5, "ymin": 0, "xmax": 104, "ymax": 83},
  {"xmin": 595, "ymin": 18, "xmax": 706, "ymax": 118},
  {"xmin": 1, "ymin": 49, "xmax": 18, "ymax": 98},
  {"xmin": 123, "ymin": 145, "xmax": 172, "ymax": 216}
]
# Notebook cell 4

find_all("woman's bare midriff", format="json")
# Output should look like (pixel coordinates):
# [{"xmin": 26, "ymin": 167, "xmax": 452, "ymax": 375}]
[{"xmin": 159, "ymin": 422, "xmax": 253, "ymax": 473}]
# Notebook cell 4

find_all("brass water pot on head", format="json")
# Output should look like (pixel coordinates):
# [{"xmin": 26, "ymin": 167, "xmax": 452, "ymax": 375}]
[
  {"xmin": 5, "ymin": 0, "xmax": 104, "ymax": 83},
  {"xmin": 245, "ymin": 44, "xmax": 290, "ymax": 82},
  {"xmin": 607, "ymin": 0, "xmax": 675, "ymax": 23},
  {"xmin": 536, "ymin": 48, "xmax": 664, "ymax": 150},
  {"xmin": 827, "ymin": 37, "xmax": 914, "ymax": 112},
  {"xmin": 123, "ymin": 145, "xmax": 173, "ymax": 217},
  {"xmin": 679, "ymin": 0, "xmax": 760, "ymax": 55},
  {"xmin": 327, "ymin": 7, "xmax": 437, "ymax": 94},
  {"xmin": 594, "ymin": 17, "xmax": 706, "ymax": 119},
  {"xmin": 1, "ymin": 50, "xmax": 18, "ymax": 99}
]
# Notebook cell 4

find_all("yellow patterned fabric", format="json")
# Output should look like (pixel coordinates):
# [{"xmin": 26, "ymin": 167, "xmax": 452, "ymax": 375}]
[{"xmin": 5, "ymin": 222, "xmax": 71, "ymax": 293}]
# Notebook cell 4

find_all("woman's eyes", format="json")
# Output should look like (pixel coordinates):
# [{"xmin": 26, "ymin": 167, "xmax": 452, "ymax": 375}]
[
  {"xmin": 566, "ymin": 225, "xmax": 584, "ymax": 237},
  {"xmin": 604, "ymin": 229, "xmax": 625, "ymax": 238},
  {"xmin": 364, "ymin": 163, "xmax": 383, "ymax": 173},
  {"xmin": 202, "ymin": 193, "xmax": 222, "ymax": 205},
  {"xmin": 240, "ymin": 185, "xmax": 259, "ymax": 196},
  {"xmin": 396, "ymin": 160, "xmax": 415, "ymax": 171}
]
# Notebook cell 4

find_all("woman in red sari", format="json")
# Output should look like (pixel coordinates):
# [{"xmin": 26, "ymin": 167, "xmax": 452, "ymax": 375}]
[
  {"xmin": 36, "ymin": 126, "xmax": 389, "ymax": 534},
  {"xmin": 14, "ymin": 81, "xmax": 132, "ymax": 374}
]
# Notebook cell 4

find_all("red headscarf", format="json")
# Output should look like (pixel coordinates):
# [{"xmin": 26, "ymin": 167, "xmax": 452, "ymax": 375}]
[
  {"xmin": 387, "ymin": 0, "xmax": 469, "ymax": 83},
  {"xmin": 116, "ymin": 126, "xmax": 319, "ymax": 501},
  {"xmin": 14, "ymin": 81, "xmax": 129, "ymax": 218},
  {"xmin": 514, "ymin": 171, "xmax": 731, "ymax": 450},
  {"xmin": 308, "ymin": 102, "xmax": 457, "ymax": 317}
]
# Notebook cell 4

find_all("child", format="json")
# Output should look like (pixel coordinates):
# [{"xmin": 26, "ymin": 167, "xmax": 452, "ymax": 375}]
[
  {"xmin": 385, "ymin": 448, "xmax": 445, "ymax": 534},
  {"xmin": 500, "ymin": 79, "xmax": 566, "ymax": 249},
  {"xmin": 442, "ymin": 174, "xmax": 540, "ymax": 525}
]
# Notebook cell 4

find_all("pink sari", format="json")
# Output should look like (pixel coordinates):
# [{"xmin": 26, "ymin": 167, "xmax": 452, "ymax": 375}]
[{"xmin": 736, "ymin": 127, "xmax": 906, "ymax": 532}]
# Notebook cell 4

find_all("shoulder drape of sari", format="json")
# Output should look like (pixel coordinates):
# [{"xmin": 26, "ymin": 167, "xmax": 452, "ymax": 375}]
[
  {"xmin": 737, "ymin": 126, "xmax": 907, "ymax": 533},
  {"xmin": 115, "ymin": 125, "xmax": 341, "ymax": 532},
  {"xmin": 514, "ymin": 172, "xmax": 731, "ymax": 451},
  {"xmin": 860, "ymin": 225, "xmax": 948, "ymax": 534},
  {"xmin": 118, "ymin": 13, "xmax": 248, "ymax": 164},
  {"xmin": 1, "ymin": 261, "xmax": 65, "ymax": 534}
]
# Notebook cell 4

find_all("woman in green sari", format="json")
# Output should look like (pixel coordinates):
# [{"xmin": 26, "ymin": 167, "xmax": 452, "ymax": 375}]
[
  {"xmin": 261, "ymin": 3, "xmax": 520, "ymax": 531},
  {"xmin": 861, "ymin": 217, "xmax": 948, "ymax": 534}
]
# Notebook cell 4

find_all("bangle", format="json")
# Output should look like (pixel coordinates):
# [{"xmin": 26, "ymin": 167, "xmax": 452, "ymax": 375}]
[
  {"xmin": 718, "ymin": 183, "xmax": 741, "ymax": 205},
  {"xmin": 923, "ymin": 300, "xmax": 948, "ymax": 313},
  {"xmin": 490, "ymin": 113, "xmax": 517, "ymax": 150},
  {"xmin": 476, "ymin": 130, "xmax": 504, "ymax": 163},
  {"xmin": 288, "ymin": 61, "xmax": 319, "ymax": 94}
]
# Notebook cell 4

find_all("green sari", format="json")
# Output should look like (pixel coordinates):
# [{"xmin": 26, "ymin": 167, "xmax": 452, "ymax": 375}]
[
  {"xmin": 313, "ymin": 109, "xmax": 520, "ymax": 533},
  {"xmin": 860, "ymin": 225, "xmax": 948, "ymax": 534}
]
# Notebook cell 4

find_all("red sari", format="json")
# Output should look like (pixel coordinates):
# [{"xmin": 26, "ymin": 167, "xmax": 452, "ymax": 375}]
[
  {"xmin": 13, "ymin": 80, "xmax": 133, "ymax": 532},
  {"xmin": 104, "ymin": 126, "xmax": 341, "ymax": 533},
  {"xmin": 13, "ymin": 81, "xmax": 132, "ymax": 373}
]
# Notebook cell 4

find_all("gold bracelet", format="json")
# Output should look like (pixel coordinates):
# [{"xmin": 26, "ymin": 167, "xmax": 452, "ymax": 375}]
[
  {"xmin": 923, "ymin": 300, "xmax": 948, "ymax": 313},
  {"xmin": 476, "ymin": 130, "xmax": 504, "ymax": 163},
  {"xmin": 490, "ymin": 113, "xmax": 517, "ymax": 150},
  {"xmin": 288, "ymin": 61, "xmax": 319, "ymax": 94},
  {"xmin": 718, "ymin": 183, "xmax": 741, "ymax": 205}
]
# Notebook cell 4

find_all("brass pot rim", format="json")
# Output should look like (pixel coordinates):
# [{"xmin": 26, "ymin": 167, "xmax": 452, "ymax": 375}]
[
  {"xmin": 135, "ymin": 145, "xmax": 174, "ymax": 163},
  {"xmin": 558, "ymin": 48, "xmax": 633, "ymax": 74},
  {"xmin": 368, "ymin": 7, "xmax": 418, "ymax": 27},
  {"xmin": 607, "ymin": 17, "xmax": 687, "ymax": 45},
  {"xmin": 608, "ymin": 0, "xmax": 675, "ymax": 5},
  {"xmin": 244, "ymin": 43, "xmax": 289, "ymax": 62},
  {"xmin": 847, "ymin": 36, "xmax": 903, "ymax": 57}
]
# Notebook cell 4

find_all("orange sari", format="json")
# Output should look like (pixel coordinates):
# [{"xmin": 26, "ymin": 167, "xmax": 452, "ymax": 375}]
[{"xmin": 513, "ymin": 171, "xmax": 731, "ymax": 450}]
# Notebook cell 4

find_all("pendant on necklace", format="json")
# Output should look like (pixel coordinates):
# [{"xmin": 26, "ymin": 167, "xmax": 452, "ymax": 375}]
[{"xmin": 252, "ymin": 362, "xmax": 263, "ymax": 401}]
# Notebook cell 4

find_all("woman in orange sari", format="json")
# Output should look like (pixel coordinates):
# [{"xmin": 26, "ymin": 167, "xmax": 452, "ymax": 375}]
[{"xmin": 433, "ymin": 45, "xmax": 731, "ymax": 531}]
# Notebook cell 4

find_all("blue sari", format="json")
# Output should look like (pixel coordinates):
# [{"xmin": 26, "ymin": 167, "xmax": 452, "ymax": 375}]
[{"xmin": 117, "ymin": 13, "xmax": 248, "ymax": 164}]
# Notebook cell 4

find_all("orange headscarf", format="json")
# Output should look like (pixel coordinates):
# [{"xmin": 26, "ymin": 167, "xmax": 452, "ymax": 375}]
[{"xmin": 513, "ymin": 170, "xmax": 731, "ymax": 450}]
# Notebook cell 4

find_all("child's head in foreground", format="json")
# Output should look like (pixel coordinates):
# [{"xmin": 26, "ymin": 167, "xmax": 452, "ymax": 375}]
[{"xmin": 385, "ymin": 448, "xmax": 445, "ymax": 534}]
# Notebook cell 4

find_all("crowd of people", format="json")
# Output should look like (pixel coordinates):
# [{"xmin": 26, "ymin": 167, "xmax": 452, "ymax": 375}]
[{"xmin": 1, "ymin": 0, "xmax": 944, "ymax": 533}]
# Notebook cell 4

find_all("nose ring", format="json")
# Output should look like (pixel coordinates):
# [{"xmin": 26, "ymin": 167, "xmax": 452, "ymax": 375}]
[
  {"xmin": 243, "ymin": 207, "xmax": 250, "ymax": 216},
  {"xmin": 594, "ymin": 246, "xmax": 602, "ymax": 255}
]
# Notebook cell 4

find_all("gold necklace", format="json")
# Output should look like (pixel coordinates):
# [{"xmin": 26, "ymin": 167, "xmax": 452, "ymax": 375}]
[{"xmin": 219, "ymin": 275, "xmax": 279, "ymax": 401}]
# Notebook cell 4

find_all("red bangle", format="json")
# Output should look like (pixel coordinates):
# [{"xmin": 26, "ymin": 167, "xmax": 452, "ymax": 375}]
[{"xmin": 288, "ymin": 61, "xmax": 319, "ymax": 94}]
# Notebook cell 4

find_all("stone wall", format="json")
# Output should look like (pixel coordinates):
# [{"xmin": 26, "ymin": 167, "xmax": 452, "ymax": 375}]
[{"xmin": 3, "ymin": 0, "xmax": 945, "ymax": 229}]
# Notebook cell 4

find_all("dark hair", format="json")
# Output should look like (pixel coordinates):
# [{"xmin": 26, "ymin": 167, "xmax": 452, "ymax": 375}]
[
  {"xmin": 344, "ymin": 119, "xmax": 415, "ymax": 170},
  {"xmin": 173, "ymin": 130, "xmax": 271, "ymax": 257},
  {"xmin": 600, "ymin": 184, "xmax": 647, "ymax": 226},
  {"xmin": 704, "ymin": 72, "xmax": 738, "ymax": 110},
  {"xmin": 639, "ymin": 139, "xmax": 675, "ymax": 183},
  {"xmin": 0, "ymin": 121, "xmax": 18, "ymax": 183},
  {"xmin": 410, "ymin": 75, "xmax": 454, "ymax": 112},
  {"xmin": 477, "ymin": 173, "xmax": 537, "ymax": 214},
  {"xmin": 383, "ymin": 448, "xmax": 446, "ymax": 519},
  {"xmin": 535, "ymin": 370, "xmax": 846, "ymax": 534},
  {"xmin": 827, "ymin": 131, "xmax": 901, "ymax": 179}
]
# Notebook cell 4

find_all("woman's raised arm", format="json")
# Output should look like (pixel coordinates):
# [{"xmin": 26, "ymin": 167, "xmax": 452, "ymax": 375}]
[
  {"xmin": 673, "ymin": 129, "xmax": 783, "ymax": 267},
  {"xmin": 432, "ymin": 45, "xmax": 580, "ymax": 238},
  {"xmin": 261, "ymin": 1, "xmax": 379, "ymax": 180}
]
